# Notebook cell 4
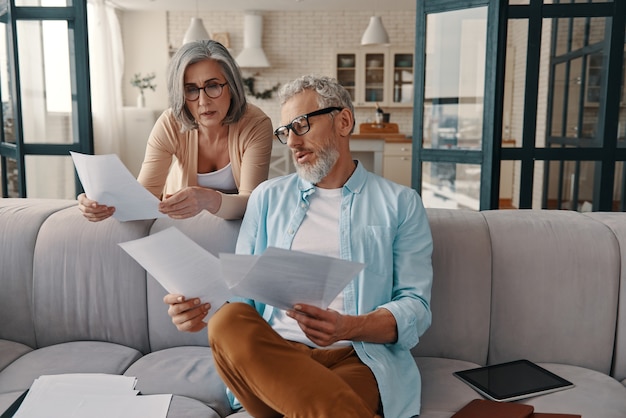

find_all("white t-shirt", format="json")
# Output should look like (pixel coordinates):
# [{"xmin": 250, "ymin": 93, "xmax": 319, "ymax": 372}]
[{"xmin": 271, "ymin": 187, "xmax": 351, "ymax": 348}]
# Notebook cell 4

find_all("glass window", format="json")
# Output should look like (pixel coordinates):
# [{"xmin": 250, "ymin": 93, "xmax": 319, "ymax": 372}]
[
  {"xmin": 25, "ymin": 155, "xmax": 75, "ymax": 199},
  {"xmin": 421, "ymin": 162, "xmax": 481, "ymax": 210},
  {"xmin": 17, "ymin": 20, "xmax": 73, "ymax": 145},
  {"xmin": 423, "ymin": 7, "xmax": 487, "ymax": 151}
]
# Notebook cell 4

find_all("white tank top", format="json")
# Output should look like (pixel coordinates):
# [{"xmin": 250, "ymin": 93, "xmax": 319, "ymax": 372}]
[
  {"xmin": 272, "ymin": 187, "xmax": 351, "ymax": 348},
  {"xmin": 196, "ymin": 163, "xmax": 237, "ymax": 193}
]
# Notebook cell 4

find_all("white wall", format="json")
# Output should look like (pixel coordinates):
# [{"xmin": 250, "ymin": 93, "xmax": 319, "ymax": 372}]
[
  {"xmin": 118, "ymin": 9, "xmax": 417, "ymax": 135},
  {"xmin": 119, "ymin": 10, "xmax": 170, "ymax": 111}
]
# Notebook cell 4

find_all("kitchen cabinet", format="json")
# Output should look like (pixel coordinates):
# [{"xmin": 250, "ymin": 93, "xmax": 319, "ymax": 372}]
[
  {"xmin": 383, "ymin": 142, "xmax": 413, "ymax": 187},
  {"xmin": 336, "ymin": 48, "xmax": 414, "ymax": 108}
]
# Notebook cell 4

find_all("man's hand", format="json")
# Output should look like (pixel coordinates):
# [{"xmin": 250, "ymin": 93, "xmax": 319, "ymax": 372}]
[
  {"xmin": 287, "ymin": 304, "xmax": 399, "ymax": 347},
  {"xmin": 163, "ymin": 294, "xmax": 211, "ymax": 333},
  {"xmin": 158, "ymin": 187, "xmax": 221, "ymax": 219},
  {"xmin": 286, "ymin": 304, "xmax": 347, "ymax": 347}
]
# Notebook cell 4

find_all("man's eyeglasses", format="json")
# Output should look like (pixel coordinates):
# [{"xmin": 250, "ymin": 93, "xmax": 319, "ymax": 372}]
[
  {"xmin": 184, "ymin": 82, "xmax": 228, "ymax": 101},
  {"xmin": 273, "ymin": 107, "xmax": 343, "ymax": 144}
]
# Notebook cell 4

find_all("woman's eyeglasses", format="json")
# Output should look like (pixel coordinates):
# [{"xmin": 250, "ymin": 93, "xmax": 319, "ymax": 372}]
[
  {"xmin": 184, "ymin": 82, "xmax": 228, "ymax": 101},
  {"xmin": 273, "ymin": 107, "xmax": 343, "ymax": 144}
]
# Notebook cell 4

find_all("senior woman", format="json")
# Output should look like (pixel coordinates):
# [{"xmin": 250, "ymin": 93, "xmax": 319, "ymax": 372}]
[{"xmin": 78, "ymin": 40, "xmax": 274, "ymax": 221}]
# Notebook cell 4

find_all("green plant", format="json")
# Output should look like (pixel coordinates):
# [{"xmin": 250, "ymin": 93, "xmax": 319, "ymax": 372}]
[{"xmin": 130, "ymin": 72, "xmax": 157, "ymax": 97}]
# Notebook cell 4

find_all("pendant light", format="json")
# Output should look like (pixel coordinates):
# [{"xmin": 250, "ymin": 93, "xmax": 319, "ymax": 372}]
[
  {"xmin": 182, "ymin": 1, "xmax": 210, "ymax": 45},
  {"xmin": 361, "ymin": 16, "xmax": 390, "ymax": 46}
]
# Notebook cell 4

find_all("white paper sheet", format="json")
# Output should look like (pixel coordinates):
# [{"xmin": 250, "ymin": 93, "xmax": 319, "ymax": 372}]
[
  {"xmin": 119, "ymin": 227, "xmax": 365, "ymax": 312},
  {"xmin": 119, "ymin": 227, "xmax": 234, "ymax": 317},
  {"xmin": 13, "ymin": 374, "xmax": 171, "ymax": 418},
  {"xmin": 220, "ymin": 247, "xmax": 365, "ymax": 310},
  {"xmin": 70, "ymin": 151, "xmax": 166, "ymax": 222}
]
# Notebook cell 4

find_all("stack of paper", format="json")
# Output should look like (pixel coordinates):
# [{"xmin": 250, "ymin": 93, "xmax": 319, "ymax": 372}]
[{"xmin": 13, "ymin": 374, "xmax": 171, "ymax": 418}]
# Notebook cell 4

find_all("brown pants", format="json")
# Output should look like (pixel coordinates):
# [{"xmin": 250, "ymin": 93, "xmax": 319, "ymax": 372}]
[{"xmin": 208, "ymin": 302, "xmax": 381, "ymax": 418}]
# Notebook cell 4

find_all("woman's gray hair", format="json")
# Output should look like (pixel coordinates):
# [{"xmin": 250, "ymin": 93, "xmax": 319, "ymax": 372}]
[
  {"xmin": 167, "ymin": 40, "xmax": 247, "ymax": 131},
  {"xmin": 278, "ymin": 75, "xmax": 355, "ymax": 133}
]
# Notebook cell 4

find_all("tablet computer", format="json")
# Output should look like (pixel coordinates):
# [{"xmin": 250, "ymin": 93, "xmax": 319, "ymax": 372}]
[{"xmin": 454, "ymin": 359, "xmax": 574, "ymax": 402}]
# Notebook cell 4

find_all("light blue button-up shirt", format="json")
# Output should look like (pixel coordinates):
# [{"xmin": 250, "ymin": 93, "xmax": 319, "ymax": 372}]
[{"xmin": 232, "ymin": 162, "xmax": 433, "ymax": 418}]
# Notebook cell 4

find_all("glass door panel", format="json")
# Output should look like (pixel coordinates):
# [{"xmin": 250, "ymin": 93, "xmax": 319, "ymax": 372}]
[
  {"xmin": 392, "ymin": 53, "xmax": 414, "ymax": 104},
  {"xmin": 17, "ymin": 20, "xmax": 74, "ymax": 145},
  {"xmin": 336, "ymin": 53, "xmax": 356, "ymax": 102},
  {"xmin": 364, "ymin": 53, "xmax": 385, "ymax": 104},
  {"xmin": 422, "ymin": 7, "xmax": 487, "ymax": 151}
]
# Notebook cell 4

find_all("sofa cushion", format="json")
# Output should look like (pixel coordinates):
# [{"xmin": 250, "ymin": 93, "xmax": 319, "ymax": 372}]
[
  {"xmin": 167, "ymin": 395, "xmax": 224, "ymax": 418},
  {"xmin": 0, "ymin": 198, "xmax": 76, "ymax": 347},
  {"xmin": 484, "ymin": 210, "xmax": 619, "ymax": 374},
  {"xmin": 146, "ymin": 213, "xmax": 242, "ymax": 352},
  {"xmin": 0, "ymin": 341, "xmax": 142, "ymax": 393},
  {"xmin": 124, "ymin": 346, "xmax": 231, "ymax": 418},
  {"xmin": 412, "ymin": 209, "xmax": 491, "ymax": 365},
  {"xmin": 415, "ymin": 357, "xmax": 484, "ymax": 417},
  {"xmin": 0, "ymin": 340, "xmax": 31, "ymax": 372},
  {"xmin": 518, "ymin": 363, "xmax": 626, "ymax": 418},
  {"xmin": 32, "ymin": 207, "xmax": 154, "ymax": 353}
]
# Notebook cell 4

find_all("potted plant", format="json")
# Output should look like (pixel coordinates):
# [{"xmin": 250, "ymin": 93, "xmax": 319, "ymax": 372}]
[{"xmin": 130, "ymin": 72, "xmax": 156, "ymax": 108}]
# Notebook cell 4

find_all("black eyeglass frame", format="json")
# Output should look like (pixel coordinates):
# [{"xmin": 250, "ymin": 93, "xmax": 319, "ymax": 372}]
[
  {"xmin": 184, "ymin": 82, "xmax": 228, "ymax": 101},
  {"xmin": 273, "ymin": 106, "xmax": 343, "ymax": 144}
]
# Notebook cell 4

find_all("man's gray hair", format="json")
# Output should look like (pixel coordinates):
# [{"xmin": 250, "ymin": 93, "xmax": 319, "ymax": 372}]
[
  {"xmin": 167, "ymin": 40, "xmax": 247, "ymax": 131},
  {"xmin": 278, "ymin": 75, "xmax": 355, "ymax": 133}
]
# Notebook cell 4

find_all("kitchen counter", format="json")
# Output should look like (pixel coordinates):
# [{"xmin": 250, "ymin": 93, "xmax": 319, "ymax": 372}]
[{"xmin": 352, "ymin": 133, "xmax": 412, "ymax": 143}]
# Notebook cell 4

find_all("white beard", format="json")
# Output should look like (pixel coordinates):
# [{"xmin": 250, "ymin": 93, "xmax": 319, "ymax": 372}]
[{"xmin": 294, "ymin": 145, "xmax": 340, "ymax": 184}]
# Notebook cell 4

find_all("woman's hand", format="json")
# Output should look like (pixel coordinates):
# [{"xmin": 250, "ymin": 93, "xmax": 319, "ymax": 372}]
[
  {"xmin": 77, "ymin": 193, "xmax": 115, "ymax": 222},
  {"xmin": 163, "ymin": 294, "xmax": 211, "ymax": 333},
  {"xmin": 158, "ymin": 187, "xmax": 222, "ymax": 219}
]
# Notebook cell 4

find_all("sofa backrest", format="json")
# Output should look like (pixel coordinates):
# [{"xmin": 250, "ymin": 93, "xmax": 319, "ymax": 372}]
[
  {"xmin": 32, "ymin": 205, "xmax": 154, "ymax": 354},
  {"xmin": 0, "ymin": 199, "xmax": 76, "ymax": 347},
  {"xmin": 484, "ymin": 210, "xmax": 620, "ymax": 375},
  {"xmin": 412, "ymin": 209, "xmax": 492, "ymax": 366},
  {"xmin": 583, "ymin": 212, "xmax": 626, "ymax": 382}
]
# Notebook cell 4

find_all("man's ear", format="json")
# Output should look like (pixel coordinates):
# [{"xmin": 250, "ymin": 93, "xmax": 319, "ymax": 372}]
[{"xmin": 337, "ymin": 109, "xmax": 355, "ymax": 137}]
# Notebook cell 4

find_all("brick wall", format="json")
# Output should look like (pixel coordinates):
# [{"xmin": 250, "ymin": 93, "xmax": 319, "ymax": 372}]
[{"xmin": 167, "ymin": 10, "xmax": 417, "ymax": 135}]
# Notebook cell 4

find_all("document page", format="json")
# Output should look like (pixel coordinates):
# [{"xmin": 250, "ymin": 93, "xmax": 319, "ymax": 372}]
[
  {"xmin": 220, "ymin": 247, "xmax": 365, "ymax": 310},
  {"xmin": 119, "ymin": 227, "xmax": 233, "ymax": 317},
  {"xmin": 119, "ymin": 227, "xmax": 365, "ymax": 311},
  {"xmin": 70, "ymin": 151, "xmax": 166, "ymax": 222}
]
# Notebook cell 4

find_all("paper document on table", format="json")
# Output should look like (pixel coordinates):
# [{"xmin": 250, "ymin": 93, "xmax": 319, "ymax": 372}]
[
  {"xmin": 220, "ymin": 247, "xmax": 365, "ymax": 310},
  {"xmin": 13, "ymin": 374, "xmax": 171, "ymax": 418},
  {"xmin": 119, "ymin": 227, "xmax": 233, "ymax": 317},
  {"xmin": 70, "ymin": 151, "xmax": 166, "ymax": 222}
]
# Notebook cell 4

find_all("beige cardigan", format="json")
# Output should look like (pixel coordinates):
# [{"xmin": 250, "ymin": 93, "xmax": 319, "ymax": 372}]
[{"xmin": 137, "ymin": 103, "xmax": 274, "ymax": 220}]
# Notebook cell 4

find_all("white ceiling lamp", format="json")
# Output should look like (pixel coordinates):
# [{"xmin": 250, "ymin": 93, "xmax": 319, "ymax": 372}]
[
  {"xmin": 361, "ymin": 16, "xmax": 390, "ymax": 46},
  {"xmin": 182, "ymin": 1, "xmax": 210, "ymax": 45},
  {"xmin": 236, "ymin": 12, "xmax": 270, "ymax": 68}
]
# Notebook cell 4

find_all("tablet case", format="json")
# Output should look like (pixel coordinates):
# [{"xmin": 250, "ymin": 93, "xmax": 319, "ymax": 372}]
[
  {"xmin": 452, "ymin": 399, "xmax": 581, "ymax": 418},
  {"xmin": 452, "ymin": 399, "xmax": 534, "ymax": 418}
]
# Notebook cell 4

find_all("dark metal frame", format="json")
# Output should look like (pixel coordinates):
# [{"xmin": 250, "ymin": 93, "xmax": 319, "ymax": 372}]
[
  {"xmin": 413, "ymin": 0, "xmax": 626, "ymax": 212},
  {"xmin": 0, "ymin": 1, "xmax": 93, "ymax": 198}
]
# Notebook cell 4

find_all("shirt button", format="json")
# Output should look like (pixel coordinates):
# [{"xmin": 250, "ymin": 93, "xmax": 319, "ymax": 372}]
[{"xmin": 288, "ymin": 228, "xmax": 294, "ymax": 235}]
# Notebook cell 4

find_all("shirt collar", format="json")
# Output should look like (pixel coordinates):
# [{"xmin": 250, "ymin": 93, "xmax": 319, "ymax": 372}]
[{"xmin": 296, "ymin": 160, "xmax": 367, "ymax": 200}]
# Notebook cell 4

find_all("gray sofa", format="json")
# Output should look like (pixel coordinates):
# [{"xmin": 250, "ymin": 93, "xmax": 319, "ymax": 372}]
[{"xmin": 0, "ymin": 197, "xmax": 625, "ymax": 417}]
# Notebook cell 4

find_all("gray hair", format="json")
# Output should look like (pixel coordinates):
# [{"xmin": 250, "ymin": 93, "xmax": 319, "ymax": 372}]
[
  {"xmin": 167, "ymin": 40, "xmax": 247, "ymax": 131},
  {"xmin": 278, "ymin": 75, "xmax": 355, "ymax": 133}
]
